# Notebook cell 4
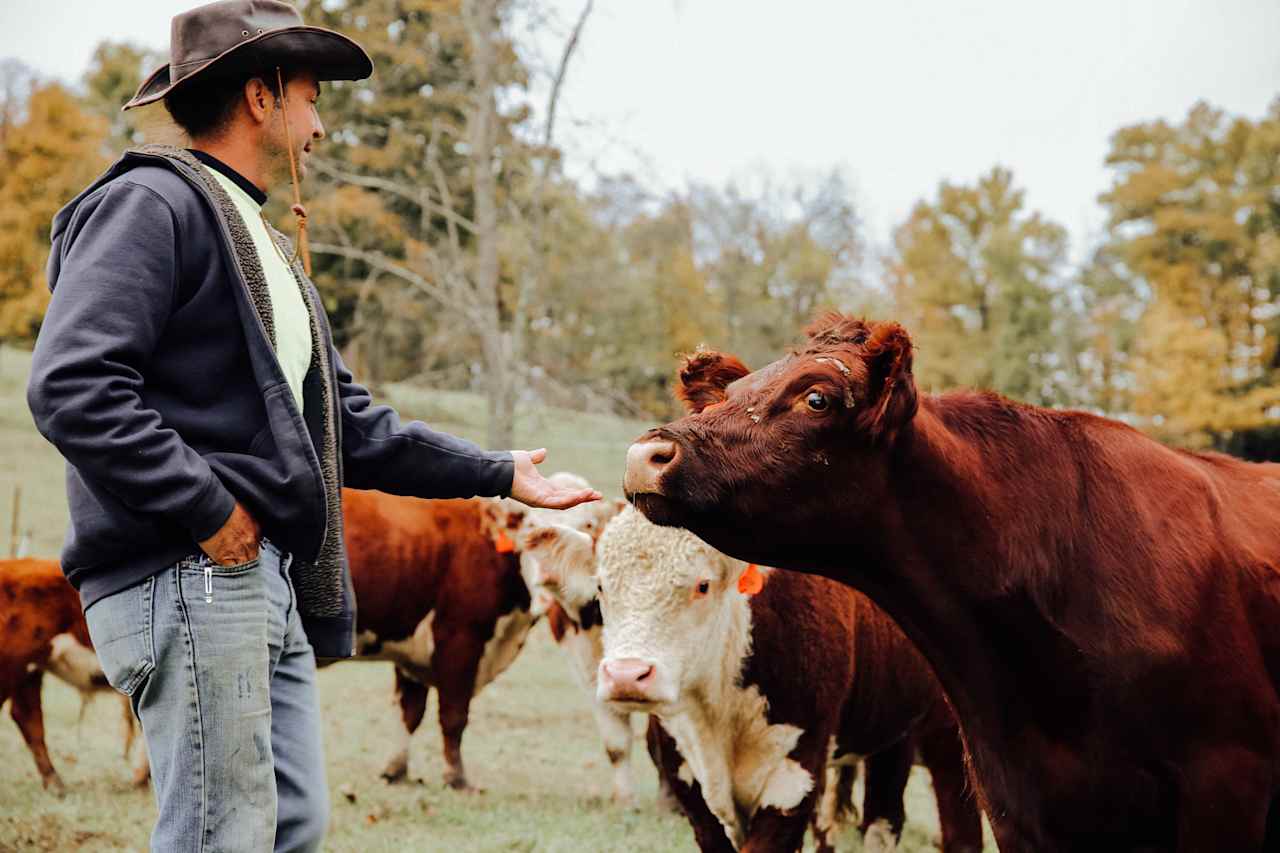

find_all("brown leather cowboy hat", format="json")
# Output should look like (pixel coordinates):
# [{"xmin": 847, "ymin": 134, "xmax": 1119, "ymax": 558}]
[{"xmin": 123, "ymin": 0, "xmax": 372, "ymax": 111}]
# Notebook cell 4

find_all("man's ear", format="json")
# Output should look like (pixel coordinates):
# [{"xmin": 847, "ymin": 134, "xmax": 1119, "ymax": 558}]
[
  {"xmin": 857, "ymin": 322, "xmax": 918, "ymax": 441},
  {"xmin": 244, "ymin": 77, "xmax": 273, "ymax": 125},
  {"xmin": 676, "ymin": 351, "xmax": 751, "ymax": 414}
]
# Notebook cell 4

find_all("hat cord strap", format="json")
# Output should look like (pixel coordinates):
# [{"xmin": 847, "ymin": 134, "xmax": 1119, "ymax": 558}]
[{"xmin": 276, "ymin": 67, "xmax": 311, "ymax": 275}]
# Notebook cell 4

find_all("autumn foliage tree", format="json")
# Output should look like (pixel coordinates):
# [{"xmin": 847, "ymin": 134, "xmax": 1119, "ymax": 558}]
[
  {"xmin": 0, "ymin": 82, "xmax": 107, "ymax": 343},
  {"xmin": 1100, "ymin": 99, "xmax": 1280, "ymax": 449},
  {"xmin": 886, "ymin": 167, "xmax": 1078, "ymax": 407}
]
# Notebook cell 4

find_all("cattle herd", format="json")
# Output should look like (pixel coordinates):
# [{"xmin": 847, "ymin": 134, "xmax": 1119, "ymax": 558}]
[{"xmin": 5, "ymin": 311, "xmax": 1280, "ymax": 852}]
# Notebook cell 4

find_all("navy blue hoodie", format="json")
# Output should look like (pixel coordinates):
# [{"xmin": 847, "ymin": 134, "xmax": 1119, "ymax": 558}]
[{"xmin": 27, "ymin": 147, "xmax": 513, "ymax": 658}]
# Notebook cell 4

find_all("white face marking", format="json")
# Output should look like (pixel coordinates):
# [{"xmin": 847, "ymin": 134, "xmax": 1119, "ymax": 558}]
[
  {"xmin": 501, "ymin": 472, "xmax": 622, "ymax": 617},
  {"xmin": 596, "ymin": 508, "xmax": 813, "ymax": 835},
  {"xmin": 596, "ymin": 507, "xmax": 746, "ymax": 710},
  {"xmin": 518, "ymin": 524, "xmax": 597, "ymax": 617}
]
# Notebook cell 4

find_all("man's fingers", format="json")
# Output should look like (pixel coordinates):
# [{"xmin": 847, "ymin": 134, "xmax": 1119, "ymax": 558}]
[
  {"xmin": 528, "ymin": 448, "xmax": 548, "ymax": 464},
  {"xmin": 540, "ymin": 488, "xmax": 601, "ymax": 510}
]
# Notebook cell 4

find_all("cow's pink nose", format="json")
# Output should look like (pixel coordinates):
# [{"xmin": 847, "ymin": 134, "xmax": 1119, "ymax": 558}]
[
  {"xmin": 624, "ymin": 440, "xmax": 678, "ymax": 495},
  {"xmin": 600, "ymin": 657, "xmax": 657, "ymax": 700}
]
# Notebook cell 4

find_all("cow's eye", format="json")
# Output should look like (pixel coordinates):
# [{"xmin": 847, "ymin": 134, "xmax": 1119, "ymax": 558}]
[
  {"xmin": 696, "ymin": 580, "xmax": 710, "ymax": 595},
  {"xmin": 806, "ymin": 391, "xmax": 829, "ymax": 412}
]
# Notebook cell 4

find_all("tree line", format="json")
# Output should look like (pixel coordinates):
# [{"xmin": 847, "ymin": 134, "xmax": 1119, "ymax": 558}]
[{"xmin": 1, "ymin": 0, "xmax": 1278, "ymax": 457}]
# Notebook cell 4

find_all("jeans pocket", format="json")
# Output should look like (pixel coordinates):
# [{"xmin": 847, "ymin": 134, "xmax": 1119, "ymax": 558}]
[
  {"xmin": 209, "ymin": 555, "xmax": 261, "ymax": 575},
  {"xmin": 184, "ymin": 552, "xmax": 262, "ymax": 576},
  {"xmin": 84, "ymin": 576, "xmax": 156, "ymax": 697}
]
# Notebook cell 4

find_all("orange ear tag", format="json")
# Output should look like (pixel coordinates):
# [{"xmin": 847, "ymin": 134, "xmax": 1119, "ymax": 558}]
[
  {"xmin": 737, "ymin": 563, "xmax": 764, "ymax": 596},
  {"xmin": 495, "ymin": 531, "xmax": 516, "ymax": 554}
]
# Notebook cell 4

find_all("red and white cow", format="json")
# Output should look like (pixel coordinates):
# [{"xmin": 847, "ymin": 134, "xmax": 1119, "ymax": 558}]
[
  {"xmin": 507, "ymin": 480, "xmax": 651, "ymax": 804},
  {"xmin": 1, "ymin": 558, "xmax": 145, "ymax": 791},
  {"xmin": 340, "ymin": 488, "xmax": 540, "ymax": 789},
  {"xmin": 45, "ymin": 631, "xmax": 150, "ymax": 786},
  {"xmin": 595, "ymin": 508, "xmax": 982, "ymax": 853}
]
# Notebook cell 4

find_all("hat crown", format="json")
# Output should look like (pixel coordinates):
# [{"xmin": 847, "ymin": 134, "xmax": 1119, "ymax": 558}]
[{"xmin": 170, "ymin": 0, "xmax": 303, "ymax": 79}]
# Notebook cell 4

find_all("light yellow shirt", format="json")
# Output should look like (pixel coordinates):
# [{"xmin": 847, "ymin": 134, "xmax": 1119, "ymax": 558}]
[{"xmin": 206, "ymin": 169, "xmax": 313, "ymax": 413}]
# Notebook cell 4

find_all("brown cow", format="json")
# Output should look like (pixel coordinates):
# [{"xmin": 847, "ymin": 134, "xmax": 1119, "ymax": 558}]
[
  {"xmin": 340, "ymin": 488, "xmax": 538, "ymax": 790},
  {"xmin": 624, "ymin": 313, "xmax": 1280, "ymax": 851},
  {"xmin": 0, "ymin": 558, "xmax": 95, "ymax": 792},
  {"xmin": 594, "ymin": 507, "xmax": 982, "ymax": 852}
]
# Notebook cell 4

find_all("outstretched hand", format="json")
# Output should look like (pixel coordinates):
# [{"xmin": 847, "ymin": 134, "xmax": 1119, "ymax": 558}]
[{"xmin": 509, "ymin": 448, "xmax": 602, "ymax": 509}]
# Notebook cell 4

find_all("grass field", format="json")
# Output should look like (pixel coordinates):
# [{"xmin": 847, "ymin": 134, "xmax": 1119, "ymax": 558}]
[{"xmin": 0, "ymin": 347, "xmax": 994, "ymax": 852}]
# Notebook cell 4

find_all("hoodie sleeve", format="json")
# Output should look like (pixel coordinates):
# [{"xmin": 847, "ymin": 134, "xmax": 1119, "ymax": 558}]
[
  {"xmin": 26, "ymin": 180, "xmax": 237, "ymax": 542},
  {"xmin": 332, "ymin": 345, "xmax": 514, "ymax": 499}
]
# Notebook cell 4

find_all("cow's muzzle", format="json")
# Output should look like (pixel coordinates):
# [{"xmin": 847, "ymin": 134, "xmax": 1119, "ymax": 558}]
[
  {"xmin": 624, "ymin": 439, "xmax": 678, "ymax": 497},
  {"xmin": 598, "ymin": 656, "xmax": 662, "ymax": 706}
]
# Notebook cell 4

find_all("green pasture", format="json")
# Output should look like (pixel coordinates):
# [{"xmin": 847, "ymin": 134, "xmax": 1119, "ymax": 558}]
[{"xmin": 0, "ymin": 347, "xmax": 993, "ymax": 851}]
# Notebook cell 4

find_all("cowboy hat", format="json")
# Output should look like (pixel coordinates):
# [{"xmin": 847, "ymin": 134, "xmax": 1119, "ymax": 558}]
[{"xmin": 123, "ymin": 0, "xmax": 372, "ymax": 111}]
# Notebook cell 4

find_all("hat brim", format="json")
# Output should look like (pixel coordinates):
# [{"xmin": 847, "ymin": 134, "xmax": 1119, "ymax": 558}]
[{"xmin": 123, "ymin": 26, "xmax": 372, "ymax": 111}]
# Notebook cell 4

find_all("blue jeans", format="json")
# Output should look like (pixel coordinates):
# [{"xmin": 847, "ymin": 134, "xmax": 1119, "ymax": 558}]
[{"xmin": 84, "ymin": 540, "xmax": 329, "ymax": 852}]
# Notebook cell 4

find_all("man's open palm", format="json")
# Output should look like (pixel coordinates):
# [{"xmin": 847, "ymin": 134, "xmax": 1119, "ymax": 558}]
[{"xmin": 509, "ymin": 448, "xmax": 602, "ymax": 509}]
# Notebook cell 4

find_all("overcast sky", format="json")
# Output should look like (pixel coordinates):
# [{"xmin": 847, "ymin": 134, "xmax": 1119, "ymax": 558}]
[{"xmin": 3, "ymin": 0, "xmax": 1279, "ymax": 258}]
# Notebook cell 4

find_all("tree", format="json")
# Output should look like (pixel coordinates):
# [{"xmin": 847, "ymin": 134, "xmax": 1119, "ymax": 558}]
[
  {"xmin": 303, "ymin": 0, "xmax": 592, "ymax": 448},
  {"xmin": 0, "ymin": 84, "xmax": 108, "ymax": 343},
  {"xmin": 886, "ymin": 166, "xmax": 1078, "ymax": 406},
  {"xmin": 1099, "ymin": 99, "xmax": 1280, "ymax": 449},
  {"xmin": 80, "ymin": 41, "xmax": 167, "ymax": 151}
]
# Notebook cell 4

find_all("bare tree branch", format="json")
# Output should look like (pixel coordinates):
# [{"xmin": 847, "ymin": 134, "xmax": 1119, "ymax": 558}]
[
  {"xmin": 310, "ymin": 241, "xmax": 481, "ymax": 326},
  {"xmin": 543, "ymin": 0, "xmax": 594, "ymax": 154},
  {"xmin": 310, "ymin": 156, "xmax": 479, "ymax": 237}
]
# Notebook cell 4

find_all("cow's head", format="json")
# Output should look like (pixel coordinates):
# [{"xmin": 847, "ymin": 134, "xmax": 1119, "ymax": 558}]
[
  {"xmin": 494, "ymin": 473, "xmax": 625, "ymax": 617},
  {"xmin": 518, "ymin": 523, "xmax": 597, "ymax": 616},
  {"xmin": 623, "ymin": 315, "xmax": 918, "ymax": 566},
  {"xmin": 595, "ymin": 506, "xmax": 761, "ymax": 713}
]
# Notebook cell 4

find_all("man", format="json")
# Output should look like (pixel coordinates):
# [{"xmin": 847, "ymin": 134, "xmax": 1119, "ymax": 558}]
[{"xmin": 25, "ymin": 2, "xmax": 598, "ymax": 851}]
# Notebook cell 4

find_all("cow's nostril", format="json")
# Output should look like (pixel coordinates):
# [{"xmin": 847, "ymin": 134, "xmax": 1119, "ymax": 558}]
[{"xmin": 643, "ymin": 440, "xmax": 677, "ymax": 469}]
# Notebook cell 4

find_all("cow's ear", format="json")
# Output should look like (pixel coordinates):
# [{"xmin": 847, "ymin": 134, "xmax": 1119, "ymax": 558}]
[
  {"xmin": 857, "ymin": 322, "xmax": 918, "ymax": 441},
  {"xmin": 676, "ymin": 351, "xmax": 751, "ymax": 414}
]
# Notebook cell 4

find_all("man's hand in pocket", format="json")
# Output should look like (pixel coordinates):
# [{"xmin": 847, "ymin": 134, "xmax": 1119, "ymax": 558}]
[{"xmin": 198, "ymin": 501, "xmax": 261, "ymax": 566}]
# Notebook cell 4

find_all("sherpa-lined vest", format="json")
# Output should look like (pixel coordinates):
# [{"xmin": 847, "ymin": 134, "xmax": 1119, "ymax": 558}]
[{"xmin": 139, "ymin": 144, "xmax": 351, "ymax": 657}]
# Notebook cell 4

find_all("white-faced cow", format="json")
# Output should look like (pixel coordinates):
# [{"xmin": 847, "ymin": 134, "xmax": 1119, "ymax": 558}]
[
  {"xmin": 595, "ymin": 507, "xmax": 982, "ymax": 853},
  {"xmin": 508, "ymin": 482, "xmax": 670, "ymax": 807}
]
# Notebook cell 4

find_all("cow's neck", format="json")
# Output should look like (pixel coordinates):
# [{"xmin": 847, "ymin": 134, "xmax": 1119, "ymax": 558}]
[
  {"xmin": 660, "ymin": 591, "xmax": 813, "ymax": 848},
  {"xmin": 836, "ymin": 397, "xmax": 1097, "ymax": 824}
]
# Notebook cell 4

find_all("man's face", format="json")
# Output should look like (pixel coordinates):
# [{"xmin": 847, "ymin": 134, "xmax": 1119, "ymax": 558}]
[{"xmin": 262, "ymin": 71, "xmax": 324, "ymax": 185}]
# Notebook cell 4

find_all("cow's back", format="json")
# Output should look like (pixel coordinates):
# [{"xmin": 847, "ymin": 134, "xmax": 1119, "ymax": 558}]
[
  {"xmin": 342, "ymin": 489, "xmax": 529, "ymax": 648},
  {"xmin": 0, "ymin": 559, "xmax": 86, "ymax": 694}
]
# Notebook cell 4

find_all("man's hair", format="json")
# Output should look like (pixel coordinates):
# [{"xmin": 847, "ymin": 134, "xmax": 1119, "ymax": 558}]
[{"xmin": 164, "ymin": 68, "xmax": 294, "ymax": 139}]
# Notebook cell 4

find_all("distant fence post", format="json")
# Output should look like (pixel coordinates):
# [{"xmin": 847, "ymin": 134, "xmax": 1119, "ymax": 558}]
[{"xmin": 9, "ymin": 484, "xmax": 20, "ymax": 559}]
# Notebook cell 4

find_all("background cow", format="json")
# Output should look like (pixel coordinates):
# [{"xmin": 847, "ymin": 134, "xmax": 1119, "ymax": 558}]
[
  {"xmin": 0, "ymin": 558, "xmax": 98, "ymax": 793},
  {"xmin": 340, "ymin": 488, "xmax": 539, "ymax": 790},
  {"xmin": 595, "ymin": 507, "xmax": 982, "ymax": 853},
  {"xmin": 625, "ymin": 313, "xmax": 1280, "ymax": 851},
  {"xmin": 510, "ymin": 483, "xmax": 674, "ymax": 807},
  {"xmin": 45, "ymin": 631, "xmax": 150, "ymax": 787}
]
